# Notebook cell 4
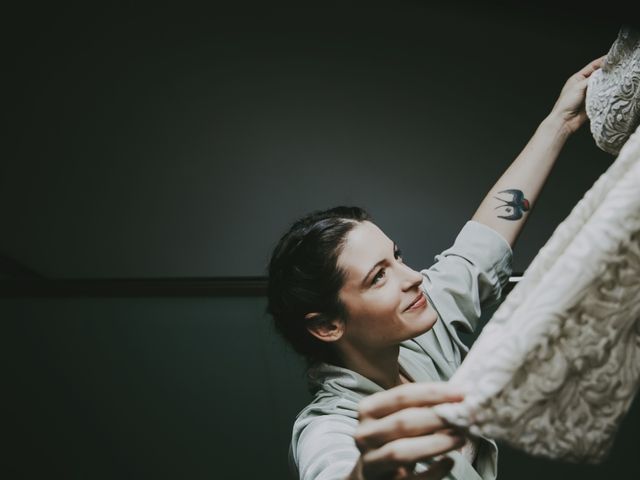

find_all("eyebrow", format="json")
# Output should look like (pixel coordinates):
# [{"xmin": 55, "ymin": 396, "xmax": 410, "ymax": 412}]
[{"xmin": 361, "ymin": 242, "xmax": 397, "ymax": 287}]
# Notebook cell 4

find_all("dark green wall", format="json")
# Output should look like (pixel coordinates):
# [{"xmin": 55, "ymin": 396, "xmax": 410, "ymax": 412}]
[{"xmin": 4, "ymin": 296, "xmax": 309, "ymax": 479}]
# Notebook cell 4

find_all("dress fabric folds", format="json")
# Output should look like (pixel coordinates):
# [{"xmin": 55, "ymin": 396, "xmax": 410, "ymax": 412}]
[{"xmin": 433, "ymin": 27, "xmax": 640, "ymax": 463}]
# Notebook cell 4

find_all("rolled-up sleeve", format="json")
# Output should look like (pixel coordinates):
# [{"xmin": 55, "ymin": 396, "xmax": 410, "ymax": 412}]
[
  {"xmin": 292, "ymin": 415, "xmax": 359, "ymax": 480},
  {"xmin": 420, "ymin": 221, "xmax": 513, "ymax": 334}
]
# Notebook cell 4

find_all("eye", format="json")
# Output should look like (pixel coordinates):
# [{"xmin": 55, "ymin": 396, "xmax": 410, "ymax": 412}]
[
  {"xmin": 372, "ymin": 268, "xmax": 386, "ymax": 285},
  {"xmin": 371, "ymin": 247, "xmax": 402, "ymax": 286}
]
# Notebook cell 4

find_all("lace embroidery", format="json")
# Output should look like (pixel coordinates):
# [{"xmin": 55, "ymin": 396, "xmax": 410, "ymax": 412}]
[{"xmin": 586, "ymin": 26, "xmax": 640, "ymax": 155}]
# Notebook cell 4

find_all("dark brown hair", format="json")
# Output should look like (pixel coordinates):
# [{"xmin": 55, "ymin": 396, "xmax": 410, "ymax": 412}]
[{"xmin": 266, "ymin": 206, "xmax": 371, "ymax": 364}]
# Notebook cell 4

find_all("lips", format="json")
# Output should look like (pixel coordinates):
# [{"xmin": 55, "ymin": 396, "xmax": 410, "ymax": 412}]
[{"xmin": 404, "ymin": 292, "xmax": 427, "ymax": 312}]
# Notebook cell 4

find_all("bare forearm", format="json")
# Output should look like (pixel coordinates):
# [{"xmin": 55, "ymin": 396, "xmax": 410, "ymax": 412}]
[
  {"xmin": 471, "ymin": 56, "xmax": 605, "ymax": 247},
  {"xmin": 471, "ymin": 113, "xmax": 571, "ymax": 247}
]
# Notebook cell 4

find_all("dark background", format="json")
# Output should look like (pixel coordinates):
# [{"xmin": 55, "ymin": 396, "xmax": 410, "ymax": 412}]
[
  {"xmin": 2, "ymin": 2, "xmax": 638, "ymax": 479},
  {"xmin": 2, "ymin": 2, "xmax": 625, "ymax": 278}
]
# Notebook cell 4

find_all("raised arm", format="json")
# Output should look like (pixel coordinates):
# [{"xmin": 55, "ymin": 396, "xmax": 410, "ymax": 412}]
[{"xmin": 472, "ymin": 56, "xmax": 605, "ymax": 247}]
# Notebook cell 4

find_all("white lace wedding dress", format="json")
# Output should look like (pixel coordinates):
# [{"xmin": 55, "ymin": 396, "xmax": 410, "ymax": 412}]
[{"xmin": 433, "ymin": 26, "xmax": 640, "ymax": 463}]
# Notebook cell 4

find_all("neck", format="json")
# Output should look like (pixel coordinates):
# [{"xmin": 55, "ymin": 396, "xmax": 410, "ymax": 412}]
[{"xmin": 337, "ymin": 343, "xmax": 403, "ymax": 390}]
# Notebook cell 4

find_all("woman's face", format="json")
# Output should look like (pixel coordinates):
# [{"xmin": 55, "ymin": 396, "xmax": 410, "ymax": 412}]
[{"xmin": 336, "ymin": 221, "xmax": 438, "ymax": 350}]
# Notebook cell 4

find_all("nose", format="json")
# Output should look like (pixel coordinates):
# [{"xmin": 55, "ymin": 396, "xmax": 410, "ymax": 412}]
[{"xmin": 400, "ymin": 263, "xmax": 423, "ymax": 291}]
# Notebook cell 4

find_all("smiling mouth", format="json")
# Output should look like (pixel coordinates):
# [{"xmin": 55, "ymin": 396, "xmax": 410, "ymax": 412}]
[{"xmin": 404, "ymin": 292, "xmax": 427, "ymax": 312}]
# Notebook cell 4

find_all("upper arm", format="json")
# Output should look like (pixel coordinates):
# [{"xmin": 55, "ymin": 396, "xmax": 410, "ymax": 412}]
[{"xmin": 421, "ymin": 221, "xmax": 513, "ymax": 334}]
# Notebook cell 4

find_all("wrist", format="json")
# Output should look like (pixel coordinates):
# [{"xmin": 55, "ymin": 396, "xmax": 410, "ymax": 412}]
[{"xmin": 540, "ymin": 113, "xmax": 573, "ymax": 143}]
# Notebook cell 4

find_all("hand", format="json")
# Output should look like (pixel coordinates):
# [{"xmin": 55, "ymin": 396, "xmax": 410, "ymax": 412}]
[
  {"xmin": 348, "ymin": 382, "xmax": 465, "ymax": 480},
  {"xmin": 549, "ymin": 55, "xmax": 606, "ymax": 135}
]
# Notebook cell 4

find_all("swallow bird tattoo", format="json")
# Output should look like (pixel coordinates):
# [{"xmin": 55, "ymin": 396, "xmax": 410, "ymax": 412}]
[{"xmin": 494, "ymin": 189, "xmax": 530, "ymax": 220}]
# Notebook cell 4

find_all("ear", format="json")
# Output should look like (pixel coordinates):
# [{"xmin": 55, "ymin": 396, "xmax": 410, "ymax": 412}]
[{"xmin": 305, "ymin": 312, "xmax": 344, "ymax": 343}]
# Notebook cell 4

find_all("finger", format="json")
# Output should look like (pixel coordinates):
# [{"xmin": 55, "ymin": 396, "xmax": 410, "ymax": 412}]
[
  {"xmin": 362, "ymin": 431, "xmax": 465, "ymax": 470},
  {"xmin": 359, "ymin": 382, "xmax": 465, "ymax": 420},
  {"xmin": 355, "ymin": 407, "xmax": 448, "ymax": 451},
  {"xmin": 406, "ymin": 457, "xmax": 455, "ymax": 480},
  {"xmin": 571, "ymin": 76, "xmax": 589, "ymax": 94},
  {"xmin": 577, "ymin": 55, "xmax": 606, "ymax": 78},
  {"xmin": 399, "ymin": 463, "xmax": 417, "ymax": 478},
  {"xmin": 392, "ymin": 465, "xmax": 412, "ymax": 479}
]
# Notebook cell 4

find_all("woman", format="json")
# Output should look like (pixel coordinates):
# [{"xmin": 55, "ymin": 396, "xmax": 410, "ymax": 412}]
[{"xmin": 266, "ymin": 57, "xmax": 604, "ymax": 480}]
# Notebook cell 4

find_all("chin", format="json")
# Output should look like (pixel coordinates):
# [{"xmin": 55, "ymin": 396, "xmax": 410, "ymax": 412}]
[{"xmin": 413, "ymin": 309, "xmax": 439, "ymax": 336}]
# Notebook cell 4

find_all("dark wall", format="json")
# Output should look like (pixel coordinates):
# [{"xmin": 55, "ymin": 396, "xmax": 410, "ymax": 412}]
[
  {"xmin": 2, "ymin": 3, "xmax": 621, "ymax": 278},
  {"xmin": 4, "ymin": 296, "xmax": 308, "ymax": 479},
  {"xmin": 4, "ymin": 296, "xmax": 638, "ymax": 479}
]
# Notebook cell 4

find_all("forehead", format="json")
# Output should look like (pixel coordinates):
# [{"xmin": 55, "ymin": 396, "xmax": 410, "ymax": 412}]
[{"xmin": 338, "ymin": 221, "xmax": 393, "ymax": 283}]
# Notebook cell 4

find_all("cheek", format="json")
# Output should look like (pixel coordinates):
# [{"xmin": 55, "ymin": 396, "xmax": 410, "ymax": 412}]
[{"xmin": 364, "ymin": 287, "xmax": 402, "ymax": 316}]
